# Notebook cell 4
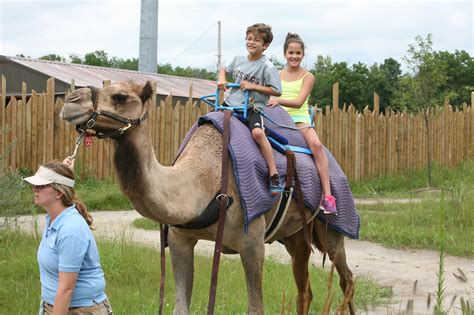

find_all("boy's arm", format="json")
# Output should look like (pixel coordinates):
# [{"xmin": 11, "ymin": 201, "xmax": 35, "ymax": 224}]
[{"xmin": 240, "ymin": 81, "xmax": 281, "ymax": 96}]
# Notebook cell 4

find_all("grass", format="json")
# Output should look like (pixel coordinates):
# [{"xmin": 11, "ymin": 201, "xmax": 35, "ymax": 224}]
[
  {"xmin": 350, "ymin": 161, "xmax": 474, "ymax": 198},
  {"xmin": 0, "ymin": 171, "xmax": 131, "ymax": 217},
  {"xmin": 0, "ymin": 228, "xmax": 389, "ymax": 314},
  {"xmin": 356, "ymin": 161, "xmax": 474, "ymax": 258}
]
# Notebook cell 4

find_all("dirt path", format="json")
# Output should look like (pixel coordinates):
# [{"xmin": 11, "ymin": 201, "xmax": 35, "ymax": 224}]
[{"xmin": 7, "ymin": 210, "xmax": 474, "ymax": 315}]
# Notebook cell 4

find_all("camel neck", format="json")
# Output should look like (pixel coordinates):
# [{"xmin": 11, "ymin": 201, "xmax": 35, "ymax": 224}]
[{"xmin": 113, "ymin": 123, "xmax": 204, "ymax": 225}]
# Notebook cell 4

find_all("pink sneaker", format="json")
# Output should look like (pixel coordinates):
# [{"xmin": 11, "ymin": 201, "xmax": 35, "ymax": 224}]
[{"xmin": 320, "ymin": 195, "xmax": 337, "ymax": 215}]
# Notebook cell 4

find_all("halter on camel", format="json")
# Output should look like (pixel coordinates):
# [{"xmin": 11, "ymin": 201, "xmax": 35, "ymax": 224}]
[{"xmin": 75, "ymin": 86, "xmax": 149, "ymax": 140}]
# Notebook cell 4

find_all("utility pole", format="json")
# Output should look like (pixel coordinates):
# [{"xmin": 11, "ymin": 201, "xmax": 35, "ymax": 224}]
[
  {"xmin": 138, "ymin": 0, "xmax": 158, "ymax": 73},
  {"xmin": 216, "ymin": 20, "xmax": 222, "ymax": 73}
]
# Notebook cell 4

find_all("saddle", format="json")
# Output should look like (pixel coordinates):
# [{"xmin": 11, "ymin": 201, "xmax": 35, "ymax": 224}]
[{"xmin": 174, "ymin": 106, "xmax": 360, "ymax": 239}]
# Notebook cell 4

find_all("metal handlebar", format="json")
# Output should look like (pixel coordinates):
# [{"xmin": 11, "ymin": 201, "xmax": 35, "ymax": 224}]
[{"xmin": 200, "ymin": 83, "xmax": 250, "ymax": 119}]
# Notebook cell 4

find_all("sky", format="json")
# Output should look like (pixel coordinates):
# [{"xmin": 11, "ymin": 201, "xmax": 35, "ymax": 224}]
[{"xmin": 0, "ymin": 0, "xmax": 472, "ymax": 73}]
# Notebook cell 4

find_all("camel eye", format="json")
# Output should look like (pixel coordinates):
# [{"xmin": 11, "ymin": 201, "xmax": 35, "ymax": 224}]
[{"xmin": 112, "ymin": 94, "xmax": 129, "ymax": 105}]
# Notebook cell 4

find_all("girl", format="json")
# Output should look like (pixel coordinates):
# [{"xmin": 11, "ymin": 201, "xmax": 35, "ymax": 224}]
[
  {"xmin": 267, "ymin": 33, "xmax": 337, "ymax": 214},
  {"xmin": 24, "ymin": 159, "xmax": 113, "ymax": 314}
]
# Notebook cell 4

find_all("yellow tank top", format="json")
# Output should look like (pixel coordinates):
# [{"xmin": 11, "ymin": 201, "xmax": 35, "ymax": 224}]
[{"xmin": 281, "ymin": 72, "xmax": 311, "ymax": 124}]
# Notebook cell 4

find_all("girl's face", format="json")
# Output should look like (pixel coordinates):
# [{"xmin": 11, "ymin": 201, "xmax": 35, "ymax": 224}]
[
  {"xmin": 32, "ymin": 184, "xmax": 61, "ymax": 209},
  {"xmin": 284, "ymin": 42, "xmax": 304, "ymax": 68}
]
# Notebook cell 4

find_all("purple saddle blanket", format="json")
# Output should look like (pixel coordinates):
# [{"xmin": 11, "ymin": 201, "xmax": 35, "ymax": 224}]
[{"xmin": 175, "ymin": 107, "xmax": 359, "ymax": 239}]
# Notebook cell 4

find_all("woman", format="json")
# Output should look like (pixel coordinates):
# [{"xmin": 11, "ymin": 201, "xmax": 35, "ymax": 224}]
[
  {"xmin": 268, "ymin": 32, "xmax": 337, "ymax": 214},
  {"xmin": 24, "ymin": 158, "xmax": 112, "ymax": 314}
]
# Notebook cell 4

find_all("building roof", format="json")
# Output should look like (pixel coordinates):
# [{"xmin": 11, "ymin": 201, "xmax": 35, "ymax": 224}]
[{"xmin": 1, "ymin": 55, "xmax": 216, "ymax": 98}]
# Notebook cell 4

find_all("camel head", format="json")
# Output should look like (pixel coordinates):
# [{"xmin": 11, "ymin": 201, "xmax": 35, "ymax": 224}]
[{"xmin": 61, "ymin": 81, "xmax": 154, "ymax": 138}]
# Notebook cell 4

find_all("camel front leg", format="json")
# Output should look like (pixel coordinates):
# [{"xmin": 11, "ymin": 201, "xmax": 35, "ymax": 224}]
[
  {"xmin": 168, "ymin": 230, "xmax": 198, "ymax": 315},
  {"xmin": 240, "ymin": 238, "xmax": 265, "ymax": 314},
  {"xmin": 282, "ymin": 228, "xmax": 313, "ymax": 315}
]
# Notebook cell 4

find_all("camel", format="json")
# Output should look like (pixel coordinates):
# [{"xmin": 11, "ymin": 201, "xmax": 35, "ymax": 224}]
[{"xmin": 61, "ymin": 80, "xmax": 355, "ymax": 314}]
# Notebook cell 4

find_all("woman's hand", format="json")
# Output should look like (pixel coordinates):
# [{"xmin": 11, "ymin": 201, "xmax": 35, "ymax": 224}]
[
  {"xmin": 63, "ymin": 157, "xmax": 75, "ymax": 170},
  {"xmin": 267, "ymin": 97, "xmax": 280, "ymax": 108}
]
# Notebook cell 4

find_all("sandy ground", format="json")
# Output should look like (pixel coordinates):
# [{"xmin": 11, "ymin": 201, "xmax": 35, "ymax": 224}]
[{"xmin": 5, "ymin": 208, "xmax": 474, "ymax": 315}]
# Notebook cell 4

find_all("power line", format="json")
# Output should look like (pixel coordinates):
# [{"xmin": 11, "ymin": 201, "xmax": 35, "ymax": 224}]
[{"xmin": 164, "ymin": 21, "xmax": 217, "ymax": 64}]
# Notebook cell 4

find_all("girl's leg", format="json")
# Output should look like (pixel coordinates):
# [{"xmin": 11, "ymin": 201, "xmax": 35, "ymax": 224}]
[{"xmin": 298, "ymin": 123, "xmax": 332, "ymax": 197}]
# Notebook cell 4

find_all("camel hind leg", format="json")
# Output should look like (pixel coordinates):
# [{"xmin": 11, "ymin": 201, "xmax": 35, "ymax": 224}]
[
  {"xmin": 239, "ymin": 238, "xmax": 265, "ymax": 314},
  {"xmin": 282, "ymin": 226, "xmax": 314, "ymax": 315},
  {"xmin": 313, "ymin": 219, "xmax": 356, "ymax": 315}
]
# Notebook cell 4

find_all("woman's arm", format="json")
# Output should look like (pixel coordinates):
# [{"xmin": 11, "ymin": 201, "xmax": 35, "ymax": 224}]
[
  {"xmin": 52, "ymin": 272, "xmax": 78, "ymax": 315},
  {"xmin": 269, "ymin": 72, "xmax": 315, "ymax": 108}
]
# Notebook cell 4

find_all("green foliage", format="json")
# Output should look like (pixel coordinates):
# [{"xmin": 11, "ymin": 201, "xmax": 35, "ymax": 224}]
[
  {"xmin": 434, "ymin": 195, "xmax": 446, "ymax": 314},
  {"xmin": 0, "ymin": 171, "xmax": 36, "ymax": 217},
  {"xmin": 392, "ymin": 34, "xmax": 448, "ymax": 112},
  {"xmin": 83, "ymin": 50, "xmax": 114, "ymax": 67},
  {"xmin": 359, "ymin": 195, "xmax": 474, "ymax": 258},
  {"xmin": 39, "ymin": 54, "xmax": 65, "ymax": 62},
  {"xmin": 0, "ymin": 229, "xmax": 388, "ymax": 313},
  {"xmin": 46, "ymin": 51, "xmax": 216, "ymax": 80},
  {"xmin": 157, "ymin": 63, "xmax": 216, "ymax": 80},
  {"xmin": 133, "ymin": 217, "xmax": 161, "ymax": 230},
  {"xmin": 350, "ymin": 161, "xmax": 474, "ymax": 198},
  {"xmin": 0, "ymin": 173, "xmax": 131, "ymax": 216},
  {"xmin": 310, "ymin": 56, "xmax": 402, "ymax": 112},
  {"xmin": 269, "ymin": 55, "xmax": 284, "ymax": 70},
  {"xmin": 433, "ymin": 50, "xmax": 474, "ymax": 106}
]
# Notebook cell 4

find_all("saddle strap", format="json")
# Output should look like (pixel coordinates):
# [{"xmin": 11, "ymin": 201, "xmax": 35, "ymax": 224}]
[
  {"xmin": 159, "ymin": 224, "xmax": 166, "ymax": 315},
  {"xmin": 207, "ymin": 110, "xmax": 232, "ymax": 314},
  {"xmin": 285, "ymin": 150, "xmax": 312, "ymax": 250}
]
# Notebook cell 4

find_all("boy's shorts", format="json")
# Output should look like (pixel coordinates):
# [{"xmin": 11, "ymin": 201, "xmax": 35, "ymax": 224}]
[
  {"xmin": 222, "ymin": 102, "xmax": 264, "ymax": 131},
  {"xmin": 246, "ymin": 109, "xmax": 265, "ymax": 131}
]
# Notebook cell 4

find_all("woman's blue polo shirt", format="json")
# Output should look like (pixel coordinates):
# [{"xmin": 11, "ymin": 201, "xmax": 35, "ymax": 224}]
[{"xmin": 37, "ymin": 205, "xmax": 107, "ymax": 307}]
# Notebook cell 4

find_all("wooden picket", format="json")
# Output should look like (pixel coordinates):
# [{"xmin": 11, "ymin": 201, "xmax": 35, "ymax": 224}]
[{"xmin": 0, "ymin": 76, "xmax": 473, "ymax": 181}]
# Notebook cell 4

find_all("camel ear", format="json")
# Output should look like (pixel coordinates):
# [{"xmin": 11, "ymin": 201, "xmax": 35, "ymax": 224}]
[{"xmin": 140, "ymin": 81, "xmax": 153, "ymax": 104}]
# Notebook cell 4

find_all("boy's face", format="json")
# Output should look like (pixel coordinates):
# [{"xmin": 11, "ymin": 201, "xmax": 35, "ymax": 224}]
[{"xmin": 245, "ymin": 32, "xmax": 269, "ymax": 56}]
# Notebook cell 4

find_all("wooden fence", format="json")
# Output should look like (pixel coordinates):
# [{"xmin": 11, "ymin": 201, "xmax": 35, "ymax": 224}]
[{"xmin": 1, "ymin": 76, "xmax": 473, "ymax": 181}]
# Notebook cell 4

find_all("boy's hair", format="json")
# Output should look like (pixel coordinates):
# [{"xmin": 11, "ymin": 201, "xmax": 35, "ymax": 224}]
[
  {"xmin": 246, "ymin": 23, "xmax": 273, "ymax": 44},
  {"xmin": 284, "ymin": 32, "xmax": 305, "ymax": 55}
]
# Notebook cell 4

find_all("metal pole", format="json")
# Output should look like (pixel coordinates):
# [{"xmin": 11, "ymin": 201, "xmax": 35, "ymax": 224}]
[
  {"xmin": 217, "ymin": 20, "xmax": 222, "ymax": 73},
  {"xmin": 139, "ymin": 0, "xmax": 159, "ymax": 73}
]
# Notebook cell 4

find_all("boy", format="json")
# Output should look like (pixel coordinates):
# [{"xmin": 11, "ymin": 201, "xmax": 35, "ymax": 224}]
[{"xmin": 217, "ymin": 23, "xmax": 283, "ymax": 194}]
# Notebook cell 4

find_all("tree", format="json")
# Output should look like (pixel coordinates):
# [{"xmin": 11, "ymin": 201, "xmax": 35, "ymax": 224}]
[
  {"xmin": 395, "ymin": 34, "xmax": 448, "ymax": 187},
  {"xmin": 310, "ymin": 55, "xmax": 335, "ymax": 107},
  {"xmin": 368, "ymin": 58, "xmax": 402, "ymax": 112},
  {"xmin": 432, "ymin": 50, "xmax": 474, "ymax": 107},
  {"xmin": 269, "ymin": 55, "xmax": 284, "ymax": 70},
  {"xmin": 39, "ymin": 54, "xmax": 65, "ymax": 62},
  {"xmin": 83, "ymin": 50, "xmax": 113, "ymax": 67},
  {"xmin": 111, "ymin": 57, "xmax": 138, "ymax": 71},
  {"xmin": 69, "ymin": 53, "xmax": 83, "ymax": 64}
]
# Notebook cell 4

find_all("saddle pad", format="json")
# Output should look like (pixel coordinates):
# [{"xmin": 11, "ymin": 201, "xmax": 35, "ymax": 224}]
[{"xmin": 174, "ymin": 106, "xmax": 359, "ymax": 238}]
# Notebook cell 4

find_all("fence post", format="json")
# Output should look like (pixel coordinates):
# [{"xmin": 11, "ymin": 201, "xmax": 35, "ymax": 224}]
[
  {"xmin": 1, "ymin": 75, "xmax": 6, "ymax": 173},
  {"xmin": 374, "ymin": 92, "xmax": 380, "ymax": 115},
  {"xmin": 332, "ymin": 82, "xmax": 339, "ymax": 111},
  {"xmin": 46, "ymin": 78, "xmax": 55, "ymax": 162}
]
